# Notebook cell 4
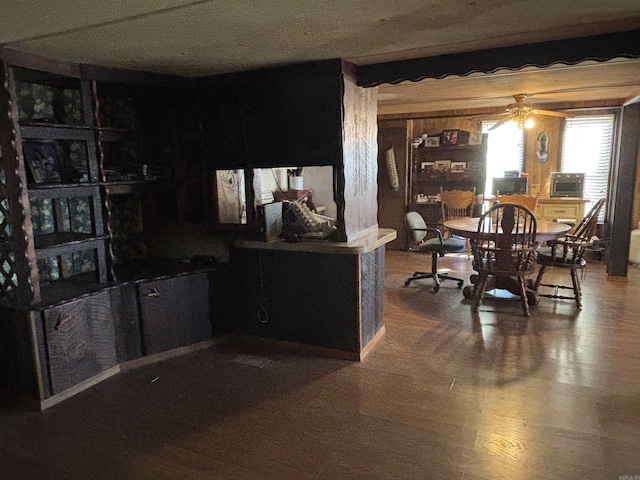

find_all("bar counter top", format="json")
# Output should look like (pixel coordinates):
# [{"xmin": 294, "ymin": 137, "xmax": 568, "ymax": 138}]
[{"xmin": 235, "ymin": 228, "xmax": 397, "ymax": 255}]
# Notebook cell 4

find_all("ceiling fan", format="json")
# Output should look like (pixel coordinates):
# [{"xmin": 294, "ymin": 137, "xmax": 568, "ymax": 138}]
[{"xmin": 475, "ymin": 94, "xmax": 575, "ymax": 130}]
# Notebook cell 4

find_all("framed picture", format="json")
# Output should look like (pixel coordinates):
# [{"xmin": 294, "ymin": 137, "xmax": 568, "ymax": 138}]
[
  {"xmin": 23, "ymin": 141, "xmax": 62, "ymax": 183},
  {"xmin": 441, "ymin": 129, "xmax": 460, "ymax": 145},
  {"xmin": 433, "ymin": 159, "xmax": 451, "ymax": 172},
  {"xmin": 450, "ymin": 161, "xmax": 466, "ymax": 172},
  {"xmin": 466, "ymin": 161, "xmax": 481, "ymax": 172},
  {"xmin": 425, "ymin": 137, "xmax": 440, "ymax": 147},
  {"xmin": 420, "ymin": 161, "xmax": 434, "ymax": 170},
  {"xmin": 468, "ymin": 131, "xmax": 482, "ymax": 145}
]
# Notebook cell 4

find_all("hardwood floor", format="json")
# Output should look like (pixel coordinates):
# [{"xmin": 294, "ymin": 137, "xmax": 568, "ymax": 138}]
[{"xmin": 1, "ymin": 250, "xmax": 639, "ymax": 479}]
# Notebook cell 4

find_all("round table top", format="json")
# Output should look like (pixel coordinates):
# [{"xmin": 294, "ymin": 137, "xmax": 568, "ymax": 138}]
[{"xmin": 444, "ymin": 217, "xmax": 572, "ymax": 243}]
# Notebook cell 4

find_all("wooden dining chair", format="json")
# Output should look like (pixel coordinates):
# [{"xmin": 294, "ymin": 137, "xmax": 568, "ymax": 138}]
[
  {"xmin": 470, "ymin": 203, "xmax": 538, "ymax": 316},
  {"xmin": 440, "ymin": 187, "xmax": 476, "ymax": 256},
  {"xmin": 497, "ymin": 193, "xmax": 539, "ymax": 212},
  {"xmin": 532, "ymin": 198, "xmax": 606, "ymax": 308},
  {"xmin": 404, "ymin": 211, "xmax": 465, "ymax": 292}
]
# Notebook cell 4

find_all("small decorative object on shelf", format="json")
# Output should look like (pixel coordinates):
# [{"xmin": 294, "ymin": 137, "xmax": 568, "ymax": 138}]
[
  {"xmin": 23, "ymin": 141, "xmax": 62, "ymax": 183},
  {"xmin": 425, "ymin": 136, "xmax": 440, "ymax": 147},
  {"xmin": 420, "ymin": 161, "xmax": 434, "ymax": 171},
  {"xmin": 433, "ymin": 159, "xmax": 451, "ymax": 172},
  {"xmin": 441, "ymin": 129, "xmax": 459, "ymax": 145},
  {"xmin": 441, "ymin": 129, "xmax": 471, "ymax": 146},
  {"xmin": 468, "ymin": 131, "xmax": 482, "ymax": 145},
  {"xmin": 451, "ymin": 161, "xmax": 467, "ymax": 172},
  {"xmin": 466, "ymin": 161, "xmax": 481, "ymax": 172}
]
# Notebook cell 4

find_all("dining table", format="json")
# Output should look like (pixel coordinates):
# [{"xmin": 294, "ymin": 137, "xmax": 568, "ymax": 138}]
[{"xmin": 444, "ymin": 217, "xmax": 572, "ymax": 305}]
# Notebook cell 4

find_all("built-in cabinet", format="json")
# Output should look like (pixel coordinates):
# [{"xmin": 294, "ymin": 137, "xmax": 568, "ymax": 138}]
[
  {"xmin": 137, "ymin": 273, "xmax": 211, "ymax": 355},
  {"xmin": 0, "ymin": 270, "xmax": 212, "ymax": 408},
  {"xmin": 1, "ymin": 55, "xmax": 388, "ymax": 409},
  {"xmin": 36, "ymin": 290, "xmax": 119, "ymax": 396},
  {"xmin": 0, "ymin": 53, "xmax": 216, "ymax": 409}
]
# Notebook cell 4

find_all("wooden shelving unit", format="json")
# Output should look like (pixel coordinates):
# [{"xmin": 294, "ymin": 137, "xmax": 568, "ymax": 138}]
[
  {"xmin": 409, "ymin": 134, "xmax": 488, "ymax": 223},
  {"xmin": 0, "ymin": 54, "xmax": 214, "ymax": 410}
]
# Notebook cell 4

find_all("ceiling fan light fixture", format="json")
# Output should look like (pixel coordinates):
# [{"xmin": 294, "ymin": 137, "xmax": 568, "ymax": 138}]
[{"xmin": 524, "ymin": 117, "xmax": 535, "ymax": 129}]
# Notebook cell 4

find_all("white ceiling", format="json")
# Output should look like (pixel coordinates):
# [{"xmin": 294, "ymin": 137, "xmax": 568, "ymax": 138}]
[{"xmin": 2, "ymin": 1, "xmax": 640, "ymax": 113}]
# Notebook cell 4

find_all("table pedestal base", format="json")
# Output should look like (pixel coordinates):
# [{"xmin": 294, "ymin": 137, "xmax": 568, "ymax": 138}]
[{"xmin": 463, "ymin": 274, "xmax": 539, "ymax": 306}]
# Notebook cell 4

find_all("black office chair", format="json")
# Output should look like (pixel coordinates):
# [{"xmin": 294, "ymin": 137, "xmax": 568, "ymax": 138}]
[{"xmin": 404, "ymin": 211, "xmax": 465, "ymax": 292}]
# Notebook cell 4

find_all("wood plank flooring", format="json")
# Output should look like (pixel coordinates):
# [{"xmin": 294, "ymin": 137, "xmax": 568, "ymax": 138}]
[{"xmin": 1, "ymin": 250, "xmax": 639, "ymax": 479}]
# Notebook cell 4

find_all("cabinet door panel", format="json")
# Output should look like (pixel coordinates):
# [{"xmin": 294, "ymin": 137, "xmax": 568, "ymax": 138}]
[
  {"xmin": 137, "ymin": 273, "xmax": 211, "ymax": 355},
  {"xmin": 43, "ymin": 291, "xmax": 117, "ymax": 394}
]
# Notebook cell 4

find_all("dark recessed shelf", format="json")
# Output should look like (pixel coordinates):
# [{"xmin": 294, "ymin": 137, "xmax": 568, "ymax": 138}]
[
  {"xmin": 36, "ymin": 273, "xmax": 116, "ymax": 308},
  {"xmin": 34, "ymin": 233, "xmax": 109, "ymax": 259},
  {"xmin": 20, "ymin": 125, "xmax": 94, "ymax": 140},
  {"xmin": 27, "ymin": 183, "xmax": 101, "ymax": 199}
]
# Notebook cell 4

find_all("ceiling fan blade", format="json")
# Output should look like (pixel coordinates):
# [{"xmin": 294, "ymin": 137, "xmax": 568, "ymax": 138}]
[
  {"xmin": 489, "ymin": 115, "xmax": 513, "ymax": 131},
  {"xmin": 535, "ymin": 109, "xmax": 575, "ymax": 118}
]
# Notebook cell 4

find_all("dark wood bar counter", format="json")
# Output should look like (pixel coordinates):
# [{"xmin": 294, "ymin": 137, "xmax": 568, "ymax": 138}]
[{"xmin": 225, "ymin": 228, "xmax": 397, "ymax": 360}]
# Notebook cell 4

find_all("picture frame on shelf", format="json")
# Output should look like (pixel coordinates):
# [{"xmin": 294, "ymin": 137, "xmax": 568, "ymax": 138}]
[
  {"xmin": 420, "ymin": 161, "xmax": 434, "ymax": 171},
  {"xmin": 433, "ymin": 160, "xmax": 451, "ymax": 172},
  {"xmin": 466, "ymin": 161, "xmax": 481, "ymax": 172},
  {"xmin": 441, "ymin": 129, "xmax": 460, "ymax": 145},
  {"xmin": 468, "ymin": 131, "xmax": 482, "ymax": 145},
  {"xmin": 450, "ymin": 161, "xmax": 467, "ymax": 172},
  {"xmin": 425, "ymin": 136, "xmax": 440, "ymax": 147},
  {"xmin": 23, "ymin": 141, "xmax": 62, "ymax": 183}
]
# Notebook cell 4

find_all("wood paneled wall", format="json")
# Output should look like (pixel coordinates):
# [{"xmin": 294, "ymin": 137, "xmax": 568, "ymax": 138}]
[{"xmin": 409, "ymin": 114, "xmax": 565, "ymax": 197}]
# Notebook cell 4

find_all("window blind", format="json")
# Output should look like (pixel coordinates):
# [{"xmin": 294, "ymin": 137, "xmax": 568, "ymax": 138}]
[
  {"xmin": 481, "ymin": 121, "xmax": 525, "ymax": 196},
  {"xmin": 560, "ymin": 114, "xmax": 614, "ymax": 221}
]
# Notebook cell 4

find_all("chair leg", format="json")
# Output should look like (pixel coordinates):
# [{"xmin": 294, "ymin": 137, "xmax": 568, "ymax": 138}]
[
  {"xmin": 570, "ymin": 268, "xmax": 582, "ymax": 309},
  {"xmin": 473, "ymin": 273, "xmax": 489, "ymax": 312},
  {"xmin": 533, "ymin": 265, "xmax": 547, "ymax": 291},
  {"xmin": 430, "ymin": 252, "xmax": 441, "ymax": 291},
  {"xmin": 517, "ymin": 276, "xmax": 530, "ymax": 317}
]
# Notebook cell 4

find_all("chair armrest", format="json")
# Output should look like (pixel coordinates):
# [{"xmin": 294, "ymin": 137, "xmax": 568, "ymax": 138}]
[{"xmin": 416, "ymin": 226, "xmax": 444, "ymax": 243}]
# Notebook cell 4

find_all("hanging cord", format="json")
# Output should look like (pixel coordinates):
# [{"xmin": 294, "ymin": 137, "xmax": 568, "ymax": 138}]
[{"xmin": 257, "ymin": 250, "xmax": 269, "ymax": 324}]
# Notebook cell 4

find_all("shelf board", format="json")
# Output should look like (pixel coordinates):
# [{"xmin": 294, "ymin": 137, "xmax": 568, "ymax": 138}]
[
  {"xmin": 21, "ymin": 124, "xmax": 94, "ymax": 141},
  {"xmin": 34, "ymin": 233, "xmax": 109, "ymax": 259},
  {"xmin": 96, "ymin": 128, "xmax": 136, "ymax": 143},
  {"xmin": 28, "ymin": 183, "xmax": 101, "ymax": 199},
  {"xmin": 37, "ymin": 273, "xmax": 115, "ymax": 308}
]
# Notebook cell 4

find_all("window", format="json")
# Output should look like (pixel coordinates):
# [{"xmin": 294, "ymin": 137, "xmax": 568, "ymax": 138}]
[
  {"xmin": 560, "ymin": 114, "xmax": 614, "ymax": 221},
  {"xmin": 481, "ymin": 121, "xmax": 525, "ymax": 196}
]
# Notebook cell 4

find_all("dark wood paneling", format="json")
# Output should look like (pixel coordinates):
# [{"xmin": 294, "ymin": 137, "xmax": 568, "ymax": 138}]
[
  {"xmin": 226, "ymin": 248, "xmax": 360, "ymax": 352},
  {"xmin": 43, "ymin": 291, "xmax": 117, "ymax": 394},
  {"xmin": 197, "ymin": 60, "xmax": 344, "ymax": 170},
  {"xmin": 109, "ymin": 283, "xmax": 142, "ymax": 363},
  {"xmin": 137, "ymin": 273, "xmax": 211, "ymax": 355}
]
